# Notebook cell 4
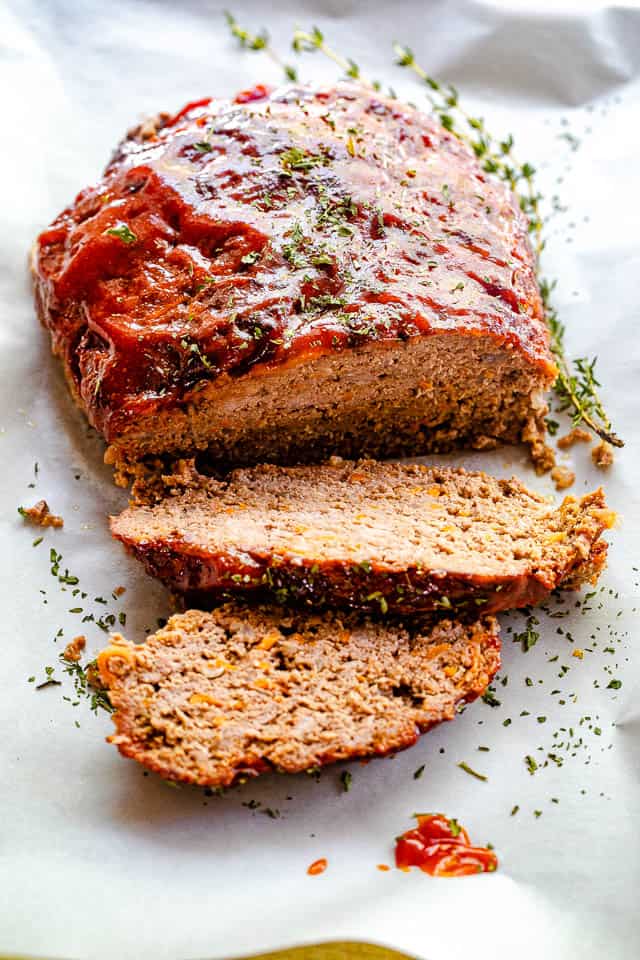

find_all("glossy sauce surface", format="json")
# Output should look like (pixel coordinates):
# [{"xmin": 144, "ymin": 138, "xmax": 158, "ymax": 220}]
[
  {"xmin": 34, "ymin": 83, "xmax": 552, "ymax": 439},
  {"xmin": 395, "ymin": 813, "xmax": 498, "ymax": 877}
]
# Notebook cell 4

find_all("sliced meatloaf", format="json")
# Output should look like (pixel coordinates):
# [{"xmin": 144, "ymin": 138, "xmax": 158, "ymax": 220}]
[
  {"xmin": 33, "ymin": 82, "xmax": 556, "ymax": 479},
  {"xmin": 111, "ymin": 459, "xmax": 614, "ymax": 617},
  {"xmin": 98, "ymin": 604, "xmax": 500, "ymax": 786}
]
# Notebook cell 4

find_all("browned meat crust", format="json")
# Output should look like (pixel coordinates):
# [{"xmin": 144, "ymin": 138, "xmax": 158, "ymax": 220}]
[
  {"xmin": 98, "ymin": 604, "xmax": 500, "ymax": 786},
  {"xmin": 33, "ymin": 83, "xmax": 555, "ymax": 475},
  {"xmin": 111, "ymin": 460, "xmax": 614, "ymax": 617},
  {"xmin": 19, "ymin": 500, "xmax": 64, "ymax": 528}
]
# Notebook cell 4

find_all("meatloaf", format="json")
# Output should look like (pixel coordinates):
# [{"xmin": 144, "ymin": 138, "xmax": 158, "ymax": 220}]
[
  {"xmin": 33, "ymin": 82, "xmax": 556, "ymax": 479},
  {"xmin": 98, "ymin": 604, "xmax": 500, "ymax": 786},
  {"xmin": 111, "ymin": 459, "xmax": 613, "ymax": 617}
]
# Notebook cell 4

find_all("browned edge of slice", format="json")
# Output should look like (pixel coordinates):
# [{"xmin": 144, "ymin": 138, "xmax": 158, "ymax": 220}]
[{"xmin": 110, "ymin": 461, "xmax": 615, "ymax": 618}]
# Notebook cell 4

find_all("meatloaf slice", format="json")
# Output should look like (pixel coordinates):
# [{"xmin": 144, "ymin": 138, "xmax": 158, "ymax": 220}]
[
  {"xmin": 32, "ymin": 82, "xmax": 556, "ymax": 480},
  {"xmin": 111, "ymin": 459, "xmax": 614, "ymax": 617},
  {"xmin": 98, "ymin": 604, "xmax": 500, "ymax": 786}
]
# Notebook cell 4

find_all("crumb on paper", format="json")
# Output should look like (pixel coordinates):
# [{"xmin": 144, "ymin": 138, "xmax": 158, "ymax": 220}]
[
  {"xmin": 557, "ymin": 427, "xmax": 592, "ymax": 449},
  {"xmin": 551, "ymin": 465, "xmax": 575, "ymax": 490},
  {"xmin": 522, "ymin": 419, "xmax": 555, "ymax": 474},
  {"xmin": 572, "ymin": 649, "xmax": 584, "ymax": 659},
  {"xmin": 113, "ymin": 585, "xmax": 126, "ymax": 597},
  {"xmin": 592, "ymin": 440, "xmax": 614, "ymax": 469},
  {"xmin": 18, "ymin": 500, "xmax": 64, "ymax": 528},
  {"xmin": 63, "ymin": 635, "xmax": 86, "ymax": 663}
]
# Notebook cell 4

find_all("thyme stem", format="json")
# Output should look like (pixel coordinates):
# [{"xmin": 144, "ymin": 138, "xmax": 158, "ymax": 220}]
[
  {"xmin": 224, "ymin": 11, "xmax": 298, "ymax": 81},
  {"xmin": 291, "ymin": 27, "xmax": 375, "ymax": 89}
]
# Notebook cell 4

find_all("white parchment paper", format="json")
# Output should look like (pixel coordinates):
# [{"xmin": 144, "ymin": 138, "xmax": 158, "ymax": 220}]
[{"xmin": 1, "ymin": 2, "xmax": 639, "ymax": 958}]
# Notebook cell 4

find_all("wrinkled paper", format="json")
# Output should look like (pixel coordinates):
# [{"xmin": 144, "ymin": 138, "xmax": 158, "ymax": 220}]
[{"xmin": 1, "ymin": 1, "xmax": 639, "ymax": 958}]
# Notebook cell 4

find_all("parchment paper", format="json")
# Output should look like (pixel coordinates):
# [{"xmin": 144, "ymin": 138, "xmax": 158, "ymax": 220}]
[{"xmin": 1, "ymin": 1, "xmax": 639, "ymax": 958}]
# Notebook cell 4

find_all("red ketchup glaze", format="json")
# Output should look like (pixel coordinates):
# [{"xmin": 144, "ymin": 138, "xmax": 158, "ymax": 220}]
[
  {"xmin": 166, "ymin": 97, "xmax": 213, "ymax": 127},
  {"xmin": 234, "ymin": 83, "xmax": 272, "ymax": 104},
  {"xmin": 394, "ymin": 814, "xmax": 497, "ymax": 877},
  {"xmin": 33, "ymin": 83, "xmax": 554, "ymax": 442}
]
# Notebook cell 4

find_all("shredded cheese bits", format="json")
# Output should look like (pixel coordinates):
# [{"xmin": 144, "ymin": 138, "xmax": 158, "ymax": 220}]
[{"xmin": 307, "ymin": 858, "xmax": 328, "ymax": 876}]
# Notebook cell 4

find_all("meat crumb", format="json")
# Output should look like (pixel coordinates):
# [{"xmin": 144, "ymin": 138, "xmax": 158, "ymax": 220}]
[
  {"xmin": 63, "ymin": 635, "xmax": 86, "ymax": 662},
  {"xmin": 557, "ymin": 427, "xmax": 592, "ymax": 449},
  {"xmin": 591, "ymin": 441, "xmax": 614, "ymax": 469},
  {"xmin": 19, "ymin": 500, "xmax": 64, "ymax": 528},
  {"xmin": 551, "ymin": 466, "xmax": 576, "ymax": 491}
]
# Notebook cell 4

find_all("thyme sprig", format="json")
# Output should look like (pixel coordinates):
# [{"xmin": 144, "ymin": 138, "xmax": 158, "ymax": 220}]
[
  {"xmin": 224, "ymin": 11, "xmax": 297, "ymax": 81},
  {"xmin": 541, "ymin": 279, "xmax": 622, "ymax": 446},
  {"xmin": 292, "ymin": 27, "xmax": 375, "ymax": 89},
  {"xmin": 223, "ymin": 13, "xmax": 621, "ymax": 447}
]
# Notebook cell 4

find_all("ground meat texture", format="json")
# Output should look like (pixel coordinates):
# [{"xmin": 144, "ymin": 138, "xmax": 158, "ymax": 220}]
[
  {"xmin": 98, "ymin": 604, "xmax": 500, "ymax": 786},
  {"xmin": 63, "ymin": 635, "xmax": 86, "ymax": 662},
  {"xmin": 32, "ymin": 83, "xmax": 556, "ymax": 477},
  {"xmin": 19, "ymin": 500, "xmax": 64, "ymax": 528},
  {"xmin": 592, "ymin": 441, "xmax": 614, "ymax": 469},
  {"xmin": 111, "ymin": 460, "xmax": 614, "ymax": 617},
  {"xmin": 551, "ymin": 465, "xmax": 575, "ymax": 490},
  {"xmin": 557, "ymin": 428, "xmax": 592, "ymax": 449}
]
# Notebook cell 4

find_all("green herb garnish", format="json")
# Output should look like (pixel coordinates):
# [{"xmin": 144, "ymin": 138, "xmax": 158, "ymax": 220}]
[
  {"xmin": 104, "ymin": 222, "xmax": 137, "ymax": 245},
  {"xmin": 458, "ymin": 761, "xmax": 487, "ymax": 782}
]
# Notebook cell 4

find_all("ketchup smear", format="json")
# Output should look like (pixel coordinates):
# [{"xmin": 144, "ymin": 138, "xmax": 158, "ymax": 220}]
[{"xmin": 395, "ymin": 814, "xmax": 497, "ymax": 877}]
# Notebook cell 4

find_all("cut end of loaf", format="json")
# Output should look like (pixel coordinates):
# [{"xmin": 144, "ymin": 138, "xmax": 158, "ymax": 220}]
[
  {"xmin": 103, "ymin": 332, "xmax": 554, "ymax": 480},
  {"xmin": 99, "ymin": 604, "xmax": 500, "ymax": 787}
]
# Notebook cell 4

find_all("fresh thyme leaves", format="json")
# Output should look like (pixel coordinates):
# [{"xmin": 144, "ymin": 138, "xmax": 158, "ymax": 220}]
[
  {"xmin": 541, "ymin": 280, "xmax": 622, "ymax": 447},
  {"xmin": 103, "ymin": 222, "xmax": 137, "ymax": 245},
  {"xmin": 525, "ymin": 755, "xmax": 539, "ymax": 775},
  {"xmin": 292, "ymin": 26, "xmax": 374, "ymax": 88},
  {"xmin": 340, "ymin": 770, "xmax": 353, "ymax": 792},
  {"xmin": 224, "ymin": 10, "xmax": 297, "ymax": 81},
  {"xmin": 280, "ymin": 146, "xmax": 329, "ymax": 174},
  {"xmin": 514, "ymin": 616, "xmax": 540, "ymax": 653},
  {"xmin": 180, "ymin": 338, "xmax": 213, "ymax": 370},
  {"xmin": 36, "ymin": 666, "xmax": 62, "ymax": 690},
  {"xmin": 482, "ymin": 687, "xmax": 501, "ymax": 707},
  {"xmin": 59, "ymin": 655, "xmax": 112, "ymax": 714},
  {"xmin": 24, "ymin": 537, "xmax": 125, "ymax": 717},
  {"xmin": 458, "ymin": 761, "xmax": 488, "ymax": 782},
  {"xmin": 413, "ymin": 764, "xmax": 425, "ymax": 780},
  {"xmin": 282, "ymin": 222, "xmax": 307, "ymax": 268}
]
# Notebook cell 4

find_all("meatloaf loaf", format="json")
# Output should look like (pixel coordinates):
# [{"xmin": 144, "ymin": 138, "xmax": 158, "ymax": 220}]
[
  {"xmin": 111, "ymin": 459, "xmax": 613, "ymax": 616},
  {"xmin": 98, "ymin": 604, "xmax": 500, "ymax": 786},
  {"xmin": 33, "ymin": 82, "xmax": 556, "ymax": 478}
]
